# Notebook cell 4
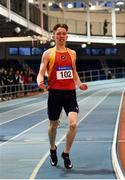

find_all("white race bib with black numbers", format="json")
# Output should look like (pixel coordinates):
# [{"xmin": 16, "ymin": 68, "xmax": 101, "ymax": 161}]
[{"xmin": 56, "ymin": 66, "xmax": 73, "ymax": 80}]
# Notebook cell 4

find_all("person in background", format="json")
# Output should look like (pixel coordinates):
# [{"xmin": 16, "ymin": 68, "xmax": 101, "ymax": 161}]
[
  {"xmin": 37, "ymin": 23, "xmax": 88, "ymax": 169},
  {"xmin": 107, "ymin": 70, "xmax": 112, "ymax": 79},
  {"xmin": 103, "ymin": 19, "xmax": 109, "ymax": 36},
  {"xmin": 23, "ymin": 71, "xmax": 29, "ymax": 96}
]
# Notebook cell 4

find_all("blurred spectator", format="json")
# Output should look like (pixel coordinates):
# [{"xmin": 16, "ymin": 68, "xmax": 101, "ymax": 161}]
[
  {"xmin": 8, "ymin": 71, "xmax": 14, "ymax": 98},
  {"xmin": 0, "ymin": 65, "xmax": 37, "ymax": 101},
  {"xmin": 103, "ymin": 19, "xmax": 109, "ymax": 36},
  {"xmin": 107, "ymin": 70, "xmax": 112, "ymax": 79},
  {"xmin": 0, "ymin": 68, "xmax": 5, "ymax": 100},
  {"xmin": 23, "ymin": 71, "xmax": 29, "ymax": 96},
  {"xmin": 2, "ymin": 69, "xmax": 10, "ymax": 100},
  {"xmin": 13, "ymin": 70, "xmax": 20, "ymax": 97},
  {"xmin": 19, "ymin": 70, "xmax": 24, "ymax": 91}
]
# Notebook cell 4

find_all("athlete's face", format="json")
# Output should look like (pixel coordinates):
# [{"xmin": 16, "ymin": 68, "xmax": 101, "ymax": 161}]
[{"xmin": 53, "ymin": 27, "xmax": 68, "ymax": 45}]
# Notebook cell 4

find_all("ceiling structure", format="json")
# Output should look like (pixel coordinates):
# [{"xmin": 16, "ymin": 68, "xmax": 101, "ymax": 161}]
[
  {"xmin": 43, "ymin": 0, "xmax": 125, "ymax": 45},
  {"xmin": 0, "ymin": 0, "xmax": 125, "ymax": 44},
  {"xmin": 45, "ymin": 0, "xmax": 125, "ymax": 12},
  {"xmin": 0, "ymin": 0, "xmax": 49, "ymax": 43},
  {"xmin": 0, "ymin": 15, "xmax": 38, "ymax": 38}
]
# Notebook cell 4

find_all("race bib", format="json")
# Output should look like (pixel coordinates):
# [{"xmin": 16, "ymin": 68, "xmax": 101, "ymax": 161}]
[{"xmin": 56, "ymin": 66, "xmax": 73, "ymax": 80}]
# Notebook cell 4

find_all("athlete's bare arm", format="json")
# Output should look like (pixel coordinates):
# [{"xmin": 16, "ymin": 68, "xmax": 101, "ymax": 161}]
[
  {"xmin": 37, "ymin": 49, "xmax": 50, "ymax": 87},
  {"xmin": 72, "ymin": 50, "xmax": 88, "ymax": 90}
]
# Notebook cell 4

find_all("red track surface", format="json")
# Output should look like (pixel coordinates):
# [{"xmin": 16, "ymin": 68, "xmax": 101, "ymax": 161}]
[{"xmin": 118, "ymin": 93, "xmax": 125, "ymax": 174}]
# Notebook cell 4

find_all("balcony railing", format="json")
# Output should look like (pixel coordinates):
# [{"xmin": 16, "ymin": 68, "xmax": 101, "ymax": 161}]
[
  {"xmin": 0, "ymin": 83, "xmax": 40, "ymax": 101},
  {"xmin": 1, "ymin": 67, "xmax": 125, "ymax": 101},
  {"xmin": 48, "ymin": 16, "xmax": 125, "ymax": 37},
  {"xmin": 78, "ymin": 67, "xmax": 125, "ymax": 82}
]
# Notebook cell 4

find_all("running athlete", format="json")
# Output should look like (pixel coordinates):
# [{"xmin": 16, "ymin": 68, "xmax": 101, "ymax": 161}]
[{"xmin": 37, "ymin": 24, "xmax": 88, "ymax": 169}]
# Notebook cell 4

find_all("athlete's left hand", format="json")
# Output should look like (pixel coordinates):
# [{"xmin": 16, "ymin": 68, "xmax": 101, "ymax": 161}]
[{"xmin": 79, "ymin": 83, "xmax": 88, "ymax": 91}]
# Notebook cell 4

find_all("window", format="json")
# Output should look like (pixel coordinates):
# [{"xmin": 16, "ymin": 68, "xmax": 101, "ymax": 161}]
[
  {"xmin": 31, "ymin": 47, "xmax": 43, "ymax": 55},
  {"xmin": 19, "ymin": 47, "xmax": 31, "ymax": 55},
  {"xmin": 9, "ymin": 47, "xmax": 18, "ymax": 55},
  {"xmin": 82, "ymin": 47, "xmax": 118, "ymax": 56},
  {"xmin": 91, "ymin": 48, "xmax": 105, "ymax": 56},
  {"xmin": 105, "ymin": 48, "xmax": 118, "ymax": 56}
]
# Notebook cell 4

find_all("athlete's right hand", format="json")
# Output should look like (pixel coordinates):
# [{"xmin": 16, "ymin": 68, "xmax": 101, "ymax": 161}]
[{"xmin": 38, "ymin": 82, "xmax": 46, "ymax": 89}]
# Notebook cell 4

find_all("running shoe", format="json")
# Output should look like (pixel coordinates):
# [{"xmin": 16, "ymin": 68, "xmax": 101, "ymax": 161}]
[
  {"xmin": 61, "ymin": 152, "xmax": 73, "ymax": 169},
  {"xmin": 50, "ymin": 146, "xmax": 58, "ymax": 166}
]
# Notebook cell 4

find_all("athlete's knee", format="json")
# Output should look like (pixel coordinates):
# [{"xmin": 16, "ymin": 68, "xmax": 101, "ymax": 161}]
[
  {"xmin": 68, "ymin": 112, "xmax": 77, "ymax": 130},
  {"xmin": 69, "ymin": 121, "xmax": 77, "ymax": 131},
  {"xmin": 49, "ymin": 121, "xmax": 58, "ymax": 131}
]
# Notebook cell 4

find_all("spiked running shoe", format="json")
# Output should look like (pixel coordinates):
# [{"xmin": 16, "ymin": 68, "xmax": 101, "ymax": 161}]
[
  {"xmin": 61, "ymin": 152, "xmax": 73, "ymax": 169},
  {"xmin": 50, "ymin": 146, "xmax": 58, "ymax": 166}
]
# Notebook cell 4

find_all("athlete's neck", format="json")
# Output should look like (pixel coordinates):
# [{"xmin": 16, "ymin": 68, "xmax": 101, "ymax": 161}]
[{"xmin": 55, "ymin": 45, "xmax": 67, "ymax": 52}]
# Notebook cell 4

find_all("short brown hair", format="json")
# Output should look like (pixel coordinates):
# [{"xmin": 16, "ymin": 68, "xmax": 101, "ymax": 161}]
[{"xmin": 53, "ymin": 24, "xmax": 68, "ymax": 32}]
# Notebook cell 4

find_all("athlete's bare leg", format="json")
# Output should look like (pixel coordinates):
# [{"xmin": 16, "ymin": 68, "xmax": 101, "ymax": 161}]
[
  {"xmin": 48, "ymin": 120, "xmax": 59, "ymax": 150},
  {"xmin": 63, "ymin": 112, "xmax": 78, "ymax": 153}
]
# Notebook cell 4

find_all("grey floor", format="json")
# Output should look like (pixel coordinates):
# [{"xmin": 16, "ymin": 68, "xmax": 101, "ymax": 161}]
[{"xmin": 0, "ymin": 79, "xmax": 125, "ymax": 179}]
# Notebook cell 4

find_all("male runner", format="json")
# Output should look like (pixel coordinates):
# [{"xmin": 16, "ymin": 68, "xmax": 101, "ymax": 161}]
[{"xmin": 37, "ymin": 23, "xmax": 88, "ymax": 169}]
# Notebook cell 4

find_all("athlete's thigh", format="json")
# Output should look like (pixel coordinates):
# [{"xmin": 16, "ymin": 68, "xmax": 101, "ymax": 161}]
[
  {"xmin": 48, "ymin": 90, "xmax": 63, "ymax": 120},
  {"xmin": 63, "ymin": 90, "xmax": 79, "ymax": 115}
]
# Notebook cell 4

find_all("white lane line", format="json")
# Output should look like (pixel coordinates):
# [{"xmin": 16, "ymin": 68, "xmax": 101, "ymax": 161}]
[
  {"xmin": 1, "ymin": 100, "xmax": 47, "ymax": 115},
  {"xmin": 74, "ymin": 140, "xmax": 113, "ymax": 143},
  {"xmin": 0, "ymin": 89, "xmax": 83, "ymax": 115},
  {"xmin": 112, "ymin": 89, "xmax": 125, "ymax": 180},
  {"xmin": 0, "ymin": 89, "xmax": 97, "ymax": 126},
  {"xmin": 0, "ymin": 96, "xmax": 42, "ymax": 108},
  {"xmin": 0, "ymin": 118, "xmax": 48, "ymax": 147},
  {"xmin": 0, "ymin": 88, "xmax": 113, "ymax": 179},
  {"xmin": 1, "ymin": 89, "xmax": 84, "ymax": 115},
  {"xmin": 0, "ymin": 89, "xmax": 105, "ymax": 146},
  {"xmin": 29, "ymin": 89, "xmax": 112, "ymax": 180},
  {"xmin": 0, "ymin": 92, "xmax": 48, "ymax": 108},
  {"xmin": 29, "ymin": 135, "xmax": 67, "ymax": 180},
  {"xmin": 118, "ymin": 140, "xmax": 125, "ymax": 143},
  {"xmin": 1, "ymin": 142, "xmax": 49, "ymax": 145},
  {"xmin": 0, "ymin": 105, "xmax": 47, "ymax": 126},
  {"xmin": 1, "ymin": 140, "xmax": 113, "ymax": 145}
]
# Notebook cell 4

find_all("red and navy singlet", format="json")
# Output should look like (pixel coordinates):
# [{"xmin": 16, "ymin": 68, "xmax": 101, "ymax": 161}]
[{"xmin": 48, "ymin": 50, "xmax": 76, "ymax": 90}]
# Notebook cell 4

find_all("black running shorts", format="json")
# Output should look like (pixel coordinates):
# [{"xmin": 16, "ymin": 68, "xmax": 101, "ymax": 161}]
[{"xmin": 48, "ymin": 89, "xmax": 79, "ymax": 120}]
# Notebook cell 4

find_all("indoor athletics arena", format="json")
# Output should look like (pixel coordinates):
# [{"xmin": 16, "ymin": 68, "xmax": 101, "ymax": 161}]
[{"xmin": 0, "ymin": 0, "xmax": 125, "ymax": 179}]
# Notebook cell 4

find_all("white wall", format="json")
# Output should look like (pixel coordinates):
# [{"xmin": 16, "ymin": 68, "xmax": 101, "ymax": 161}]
[{"xmin": 48, "ymin": 11, "xmax": 125, "ymax": 36}]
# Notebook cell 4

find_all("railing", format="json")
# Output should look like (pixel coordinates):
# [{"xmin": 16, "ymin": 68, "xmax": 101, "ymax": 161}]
[
  {"xmin": 0, "ymin": 0, "xmax": 7, "ymax": 7},
  {"xmin": 0, "ymin": 67, "xmax": 125, "ymax": 101},
  {"xmin": 78, "ymin": 67, "xmax": 125, "ymax": 82},
  {"xmin": 48, "ymin": 16, "xmax": 125, "ymax": 37},
  {"xmin": 0, "ymin": 83, "xmax": 40, "ymax": 101},
  {"xmin": 0, "ymin": 1, "xmax": 41, "ymax": 26}
]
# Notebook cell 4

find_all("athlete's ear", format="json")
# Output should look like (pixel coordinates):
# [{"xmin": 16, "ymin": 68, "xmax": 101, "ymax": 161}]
[{"xmin": 52, "ymin": 35, "xmax": 54, "ymax": 39}]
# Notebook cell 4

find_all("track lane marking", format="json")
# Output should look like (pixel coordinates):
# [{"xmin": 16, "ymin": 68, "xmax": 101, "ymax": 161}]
[
  {"xmin": 1, "ymin": 100, "xmax": 47, "ymax": 115},
  {"xmin": 0, "ymin": 118, "xmax": 48, "ymax": 147},
  {"xmin": 112, "ymin": 90, "xmax": 125, "ymax": 179},
  {"xmin": 0, "ymin": 89, "xmax": 100, "ymax": 126},
  {"xmin": 29, "ymin": 89, "xmax": 113, "ymax": 179},
  {"xmin": 0, "ymin": 106, "xmax": 47, "ymax": 126}
]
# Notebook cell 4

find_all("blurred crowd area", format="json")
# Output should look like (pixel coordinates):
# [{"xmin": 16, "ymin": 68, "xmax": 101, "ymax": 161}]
[{"xmin": 0, "ymin": 66, "xmax": 38, "ymax": 101}]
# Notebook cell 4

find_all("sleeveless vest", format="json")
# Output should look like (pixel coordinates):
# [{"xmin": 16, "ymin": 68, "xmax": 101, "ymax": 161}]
[{"xmin": 47, "ymin": 47, "xmax": 76, "ymax": 90}]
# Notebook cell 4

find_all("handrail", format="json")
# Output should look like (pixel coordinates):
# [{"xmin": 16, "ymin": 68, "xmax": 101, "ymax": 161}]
[
  {"xmin": 78, "ymin": 67, "xmax": 125, "ymax": 82},
  {"xmin": 0, "ymin": 67, "xmax": 125, "ymax": 101},
  {"xmin": 0, "ymin": 83, "xmax": 40, "ymax": 101}
]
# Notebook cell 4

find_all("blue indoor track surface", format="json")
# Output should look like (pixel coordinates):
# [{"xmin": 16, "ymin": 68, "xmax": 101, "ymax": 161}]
[{"xmin": 0, "ymin": 79, "xmax": 125, "ymax": 179}]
